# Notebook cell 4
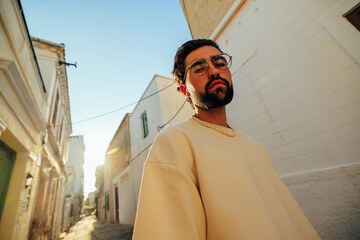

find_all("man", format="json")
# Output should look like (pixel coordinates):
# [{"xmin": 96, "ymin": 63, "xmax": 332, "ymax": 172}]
[{"xmin": 133, "ymin": 39, "xmax": 320, "ymax": 240}]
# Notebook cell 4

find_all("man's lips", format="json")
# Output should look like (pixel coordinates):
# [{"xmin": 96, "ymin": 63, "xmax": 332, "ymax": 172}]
[{"xmin": 208, "ymin": 80, "xmax": 226, "ymax": 89}]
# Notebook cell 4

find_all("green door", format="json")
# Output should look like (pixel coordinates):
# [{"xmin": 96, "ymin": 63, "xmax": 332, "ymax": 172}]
[{"xmin": 0, "ymin": 140, "xmax": 16, "ymax": 219}]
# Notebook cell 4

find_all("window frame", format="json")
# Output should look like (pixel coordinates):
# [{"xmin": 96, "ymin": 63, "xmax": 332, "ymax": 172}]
[
  {"xmin": 320, "ymin": 0, "xmax": 360, "ymax": 64},
  {"xmin": 141, "ymin": 110, "xmax": 149, "ymax": 138}
]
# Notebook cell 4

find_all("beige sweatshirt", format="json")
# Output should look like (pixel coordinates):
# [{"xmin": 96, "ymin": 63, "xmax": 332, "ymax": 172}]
[{"xmin": 133, "ymin": 117, "xmax": 320, "ymax": 240}]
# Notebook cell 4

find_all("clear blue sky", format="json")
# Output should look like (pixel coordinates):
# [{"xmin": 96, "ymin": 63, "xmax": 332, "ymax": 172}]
[{"xmin": 21, "ymin": 0, "xmax": 192, "ymax": 197}]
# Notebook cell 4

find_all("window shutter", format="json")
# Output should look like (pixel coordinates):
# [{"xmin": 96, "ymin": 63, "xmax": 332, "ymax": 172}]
[{"xmin": 142, "ymin": 110, "xmax": 149, "ymax": 138}]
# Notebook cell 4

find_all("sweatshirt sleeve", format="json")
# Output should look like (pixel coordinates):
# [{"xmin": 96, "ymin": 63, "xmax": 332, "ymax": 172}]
[{"xmin": 132, "ymin": 129, "xmax": 206, "ymax": 240}]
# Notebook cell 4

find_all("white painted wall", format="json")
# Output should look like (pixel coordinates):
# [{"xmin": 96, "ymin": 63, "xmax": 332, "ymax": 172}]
[
  {"xmin": 33, "ymin": 46, "xmax": 58, "ymax": 118},
  {"xmin": 129, "ymin": 75, "xmax": 166, "ymax": 212},
  {"xmin": 130, "ymin": 150, "xmax": 150, "ymax": 207},
  {"xmin": 65, "ymin": 167, "xmax": 74, "ymax": 195},
  {"xmin": 130, "ymin": 76, "xmax": 163, "ymax": 160},
  {"xmin": 88, "ymin": 192, "xmax": 96, "ymax": 206},
  {"xmin": 0, "ymin": 4, "xmax": 72, "ymax": 238},
  {"xmin": 67, "ymin": 135, "xmax": 85, "ymax": 194},
  {"xmin": 156, "ymin": 76, "xmax": 194, "ymax": 127},
  {"xmin": 113, "ymin": 165, "xmax": 136, "ymax": 224},
  {"xmin": 121, "ymin": 74, "xmax": 193, "ymax": 224},
  {"xmin": 130, "ymin": 75, "xmax": 193, "ymax": 201},
  {"xmin": 205, "ymin": 0, "xmax": 360, "ymax": 238},
  {"xmin": 213, "ymin": 0, "xmax": 360, "ymax": 176}
]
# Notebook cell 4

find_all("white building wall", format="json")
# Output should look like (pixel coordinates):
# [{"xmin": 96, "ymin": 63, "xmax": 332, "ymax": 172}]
[
  {"xmin": 129, "ymin": 75, "xmax": 165, "ymax": 209},
  {"xmin": 0, "ymin": 3, "xmax": 72, "ymax": 237},
  {"xmin": 63, "ymin": 136, "xmax": 84, "ymax": 227},
  {"xmin": 52, "ymin": 177, "xmax": 66, "ymax": 238},
  {"xmin": 130, "ymin": 76, "xmax": 163, "ymax": 159},
  {"xmin": 213, "ymin": 0, "xmax": 360, "ymax": 175},
  {"xmin": 131, "ymin": 150, "xmax": 149, "ymax": 207},
  {"xmin": 33, "ymin": 43, "xmax": 59, "ymax": 119},
  {"xmin": 67, "ymin": 135, "xmax": 85, "ymax": 194},
  {"xmin": 125, "ymin": 74, "xmax": 193, "ymax": 223},
  {"xmin": 130, "ymin": 75, "xmax": 193, "ymax": 201},
  {"xmin": 207, "ymin": 0, "xmax": 360, "ymax": 239},
  {"xmin": 88, "ymin": 192, "xmax": 96, "ymax": 206},
  {"xmin": 156, "ymin": 76, "xmax": 194, "ymax": 127},
  {"xmin": 113, "ymin": 166, "xmax": 136, "ymax": 225},
  {"xmin": 104, "ymin": 160, "xmax": 110, "ymax": 194},
  {"xmin": 65, "ymin": 167, "xmax": 75, "ymax": 196}
]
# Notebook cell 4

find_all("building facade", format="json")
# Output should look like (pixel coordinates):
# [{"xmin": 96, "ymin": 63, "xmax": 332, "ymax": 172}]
[
  {"xmin": 87, "ymin": 191, "xmax": 96, "ymax": 206},
  {"xmin": 104, "ymin": 113, "xmax": 132, "ymax": 223},
  {"xmin": 28, "ymin": 37, "xmax": 72, "ymax": 240},
  {"xmin": 180, "ymin": 0, "xmax": 360, "ymax": 239},
  {"xmin": 130, "ymin": 74, "xmax": 193, "ymax": 210},
  {"xmin": 95, "ymin": 165, "xmax": 105, "ymax": 221},
  {"xmin": 103, "ymin": 74, "xmax": 193, "ymax": 225},
  {"xmin": 0, "ymin": 1, "xmax": 72, "ymax": 239},
  {"xmin": 63, "ymin": 135, "xmax": 85, "ymax": 230}
]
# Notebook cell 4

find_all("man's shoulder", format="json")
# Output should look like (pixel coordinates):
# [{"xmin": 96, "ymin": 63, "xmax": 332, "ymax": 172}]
[
  {"xmin": 148, "ymin": 120, "xmax": 196, "ymax": 160},
  {"xmin": 155, "ymin": 120, "xmax": 194, "ymax": 141},
  {"xmin": 156, "ymin": 119, "xmax": 265, "ymax": 148},
  {"xmin": 161, "ymin": 119, "xmax": 193, "ymax": 133}
]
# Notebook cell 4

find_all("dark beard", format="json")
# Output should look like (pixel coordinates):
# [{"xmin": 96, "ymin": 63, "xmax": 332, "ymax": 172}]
[{"xmin": 193, "ymin": 76, "xmax": 234, "ymax": 110}]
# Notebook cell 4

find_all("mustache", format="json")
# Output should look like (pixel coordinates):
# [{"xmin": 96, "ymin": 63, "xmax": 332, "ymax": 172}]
[{"xmin": 205, "ymin": 75, "xmax": 230, "ymax": 90}]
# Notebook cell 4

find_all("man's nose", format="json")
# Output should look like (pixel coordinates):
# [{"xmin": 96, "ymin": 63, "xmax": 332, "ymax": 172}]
[{"xmin": 207, "ymin": 61, "xmax": 221, "ymax": 78}]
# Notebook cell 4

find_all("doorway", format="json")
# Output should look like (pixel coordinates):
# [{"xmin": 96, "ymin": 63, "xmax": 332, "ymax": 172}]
[
  {"xmin": 114, "ymin": 186, "xmax": 119, "ymax": 222},
  {"xmin": 0, "ymin": 140, "xmax": 16, "ymax": 219}
]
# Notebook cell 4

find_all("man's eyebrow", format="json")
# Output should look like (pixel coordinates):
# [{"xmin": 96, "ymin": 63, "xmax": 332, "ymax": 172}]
[
  {"xmin": 190, "ymin": 60, "xmax": 207, "ymax": 68},
  {"xmin": 212, "ymin": 55, "xmax": 225, "ymax": 60}
]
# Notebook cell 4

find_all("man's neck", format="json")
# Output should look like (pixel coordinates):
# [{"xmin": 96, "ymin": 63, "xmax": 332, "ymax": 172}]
[{"xmin": 194, "ymin": 106, "xmax": 228, "ymax": 127}]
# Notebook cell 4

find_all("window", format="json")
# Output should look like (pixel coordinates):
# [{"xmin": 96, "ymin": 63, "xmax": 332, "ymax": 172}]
[
  {"xmin": 344, "ymin": 3, "xmax": 360, "ymax": 32},
  {"xmin": 70, "ymin": 204, "xmax": 74, "ymax": 217},
  {"xmin": 320, "ymin": 0, "xmax": 360, "ymax": 64},
  {"xmin": 141, "ymin": 110, "xmax": 149, "ymax": 138},
  {"xmin": 0, "ymin": 141, "xmax": 16, "ymax": 219},
  {"xmin": 58, "ymin": 117, "xmax": 63, "ymax": 143},
  {"xmin": 105, "ymin": 194, "xmax": 109, "ymax": 211},
  {"xmin": 52, "ymin": 90, "xmax": 59, "ymax": 126}
]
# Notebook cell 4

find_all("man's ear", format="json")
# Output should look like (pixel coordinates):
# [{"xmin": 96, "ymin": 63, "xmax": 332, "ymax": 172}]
[{"xmin": 179, "ymin": 84, "xmax": 188, "ymax": 96}]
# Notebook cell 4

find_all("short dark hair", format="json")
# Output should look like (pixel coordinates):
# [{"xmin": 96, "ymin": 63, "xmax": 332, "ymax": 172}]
[{"xmin": 171, "ymin": 39, "xmax": 223, "ymax": 85}]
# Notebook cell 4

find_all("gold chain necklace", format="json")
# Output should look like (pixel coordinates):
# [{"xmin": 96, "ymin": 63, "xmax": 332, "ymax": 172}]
[{"xmin": 192, "ymin": 116, "xmax": 236, "ymax": 137}]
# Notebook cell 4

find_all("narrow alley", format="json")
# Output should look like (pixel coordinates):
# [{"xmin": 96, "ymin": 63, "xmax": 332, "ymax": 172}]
[
  {"xmin": 1, "ymin": 0, "xmax": 359, "ymax": 239},
  {"xmin": 60, "ymin": 216, "xmax": 133, "ymax": 240}
]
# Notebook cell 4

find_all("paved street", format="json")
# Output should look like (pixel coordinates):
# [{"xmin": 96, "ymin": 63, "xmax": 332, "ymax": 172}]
[{"xmin": 60, "ymin": 216, "xmax": 133, "ymax": 240}]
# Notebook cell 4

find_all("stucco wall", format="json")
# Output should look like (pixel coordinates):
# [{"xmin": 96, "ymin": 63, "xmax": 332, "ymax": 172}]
[
  {"xmin": 0, "ymin": 1, "xmax": 48, "ymax": 239},
  {"xmin": 126, "ymin": 75, "xmax": 195, "ymax": 224},
  {"xmin": 0, "ymin": 1, "xmax": 47, "ymax": 120},
  {"xmin": 130, "ymin": 76, "xmax": 164, "ymax": 159},
  {"xmin": 212, "ymin": 0, "xmax": 360, "ymax": 177},
  {"xmin": 156, "ymin": 76, "xmax": 193, "ymax": 127},
  {"xmin": 67, "ymin": 136, "xmax": 85, "ymax": 194},
  {"xmin": 196, "ymin": 0, "xmax": 360, "ymax": 238},
  {"xmin": 31, "ymin": 42, "xmax": 60, "ymax": 120},
  {"xmin": 179, "ymin": 0, "xmax": 235, "ymax": 39},
  {"xmin": 131, "ymin": 149, "xmax": 150, "ymax": 209},
  {"xmin": 284, "ymin": 164, "xmax": 360, "ymax": 240},
  {"xmin": 129, "ymin": 75, "xmax": 165, "ymax": 214},
  {"xmin": 106, "ymin": 114, "xmax": 131, "ymax": 178},
  {"xmin": 113, "ymin": 165, "xmax": 137, "ymax": 224}
]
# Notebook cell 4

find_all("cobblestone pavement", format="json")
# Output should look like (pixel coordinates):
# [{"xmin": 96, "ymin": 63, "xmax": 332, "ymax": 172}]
[{"xmin": 60, "ymin": 216, "xmax": 133, "ymax": 240}]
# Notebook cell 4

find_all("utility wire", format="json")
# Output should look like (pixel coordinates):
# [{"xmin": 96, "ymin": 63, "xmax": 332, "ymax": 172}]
[
  {"xmin": 130, "ymin": 100, "xmax": 187, "ymax": 162},
  {"xmin": 54, "ymin": 82, "xmax": 175, "ymax": 128},
  {"xmin": 129, "ymin": 143, "xmax": 153, "ymax": 162},
  {"xmin": 158, "ymin": 100, "xmax": 187, "ymax": 129},
  {"xmin": 59, "ymin": 81, "xmax": 187, "ymax": 163}
]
